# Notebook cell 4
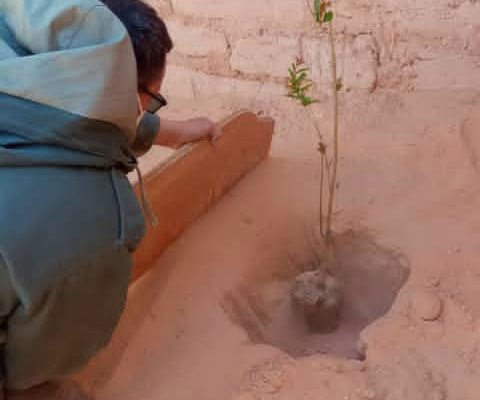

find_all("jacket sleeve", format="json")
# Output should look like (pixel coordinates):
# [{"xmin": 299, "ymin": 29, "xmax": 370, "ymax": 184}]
[{"xmin": 131, "ymin": 113, "xmax": 161, "ymax": 157}]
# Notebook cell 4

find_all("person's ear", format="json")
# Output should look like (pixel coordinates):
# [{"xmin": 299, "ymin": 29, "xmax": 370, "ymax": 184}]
[{"xmin": 148, "ymin": 68, "xmax": 166, "ymax": 93}]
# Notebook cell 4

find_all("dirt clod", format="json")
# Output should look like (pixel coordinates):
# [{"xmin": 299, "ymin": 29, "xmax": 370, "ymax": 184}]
[
  {"xmin": 412, "ymin": 290, "xmax": 443, "ymax": 322},
  {"xmin": 291, "ymin": 269, "xmax": 343, "ymax": 333}
]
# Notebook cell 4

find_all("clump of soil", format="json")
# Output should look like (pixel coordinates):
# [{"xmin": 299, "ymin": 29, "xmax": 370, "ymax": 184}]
[
  {"xmin": 223, "ymin": 230, "xmax": 410, "ymax": 359},
  {"xmin": 291, "ymin": 269, "xmax": 343, "ymax": 333}
]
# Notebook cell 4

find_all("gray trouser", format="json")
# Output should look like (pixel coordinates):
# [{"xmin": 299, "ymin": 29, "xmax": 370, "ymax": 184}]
[{"xmin": 0, "ymin": 251, "xmax": 131, "ymax": 392}]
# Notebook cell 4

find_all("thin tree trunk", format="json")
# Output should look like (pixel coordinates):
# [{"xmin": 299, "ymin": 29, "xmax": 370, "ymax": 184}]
[
  {"xmin": 319, "ymin": 151, "xmax": 325, "ymax": 237},
  {"xmin": 325, "ymin": 20, "xmax": 339, "ymax": 244}
]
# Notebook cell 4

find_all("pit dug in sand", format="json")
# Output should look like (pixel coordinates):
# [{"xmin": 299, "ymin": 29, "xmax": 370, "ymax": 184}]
[{"xmin": 223, "ymin": 230, "xmax": 410, "ymax": 360}]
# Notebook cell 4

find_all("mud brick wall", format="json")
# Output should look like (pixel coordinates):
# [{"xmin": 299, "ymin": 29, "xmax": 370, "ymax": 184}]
[{"xmin": 149, "ymin": 0, "xmax": 480, "ymax": 107}]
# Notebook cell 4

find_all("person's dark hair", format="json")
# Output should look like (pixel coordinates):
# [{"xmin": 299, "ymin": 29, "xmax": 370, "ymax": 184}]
[{"xmin": 102, "ymin": 0, "xmax": 173, "ymax": 86}]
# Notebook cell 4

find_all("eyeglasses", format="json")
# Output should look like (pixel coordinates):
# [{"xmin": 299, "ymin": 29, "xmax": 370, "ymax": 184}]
[{"xmin": 140, "ymin": 86, "xmax": 168, "ymax": 114}]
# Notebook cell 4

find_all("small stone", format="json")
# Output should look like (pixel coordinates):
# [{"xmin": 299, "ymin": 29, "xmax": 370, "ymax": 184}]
[
  {"xmin": 413, "ymin": 290, "xmax": 443, "ymax": 322},
  {"xmin": 356, "ymin": 339, "xmax": 368, "ymax": 360},
  {"xmin": 426, "ymin": 276, "xmax": 441, "ymax": 288}
]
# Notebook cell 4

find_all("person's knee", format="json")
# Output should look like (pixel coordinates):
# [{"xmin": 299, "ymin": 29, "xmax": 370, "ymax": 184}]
[{"xmin": 4, "ymin": 249, "xmax": 131, "ymax": 391}]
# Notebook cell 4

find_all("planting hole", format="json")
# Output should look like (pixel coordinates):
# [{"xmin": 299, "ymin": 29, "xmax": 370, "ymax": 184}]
[{"xmin": 223, "ymin": 230, "xmax": 410, "ymax": 360}]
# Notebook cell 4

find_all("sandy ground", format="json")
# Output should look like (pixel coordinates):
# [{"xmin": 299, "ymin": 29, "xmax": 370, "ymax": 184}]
[{"xmin": 76, "ymin": 87, "xmax": 480, "ymax": 400}]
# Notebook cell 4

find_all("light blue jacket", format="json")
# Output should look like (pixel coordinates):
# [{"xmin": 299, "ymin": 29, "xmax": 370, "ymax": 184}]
[{"xmin": 0, "ymin": 0, "xmax": 147, "ymax": 313}]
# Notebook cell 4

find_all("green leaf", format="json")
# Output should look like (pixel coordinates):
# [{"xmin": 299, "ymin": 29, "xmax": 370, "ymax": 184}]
[
  {"xmin": 286, "ymin": 57, "xmax": 318, "ymax": 106},
  {"xmin": 313, "ymin": 0, "xmax": 322, "ymax": 22},
  {"xmin": 323, "ymin": 11, "xmax": 334, "ymax": 22},
  {"xmin": 302, "ymin": 96, "xmax": 314, "ymax": 106},
  {"xmin": 288, "ymin": 69, "xmax": 295, "ymax": 80}
]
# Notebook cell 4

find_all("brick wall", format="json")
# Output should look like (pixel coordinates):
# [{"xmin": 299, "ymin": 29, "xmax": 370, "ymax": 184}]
[{"xmin": 150, "ymin": 0, "xmax": 480, "ymax": 108}]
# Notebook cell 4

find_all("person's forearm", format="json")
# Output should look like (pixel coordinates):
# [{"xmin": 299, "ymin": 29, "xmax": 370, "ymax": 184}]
[
  {"xmin": 154, "ymin": 117, "xmax": 216, "ymax": 148},
  {"xmin": 154, "ymin": 118, "xmax": 187, "ymax": 148}
]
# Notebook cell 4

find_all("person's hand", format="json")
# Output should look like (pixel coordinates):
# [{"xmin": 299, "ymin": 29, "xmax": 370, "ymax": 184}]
[
  {"xmin": 180, "ymin": 117, "xmax": 221, "ymax": 144},
  {"xmin": 154, "ymin": 117, "xmax": 222, "ymax": 149}
]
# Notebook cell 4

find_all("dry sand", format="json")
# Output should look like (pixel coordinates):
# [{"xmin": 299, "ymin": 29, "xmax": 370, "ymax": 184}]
[
  {"xmin": 74, "ymin": 0, "xmax": 480, "ymax": 397},
  {"xmin": 73, "ymin": 87, "xmax": 480, "ymax": 400}
]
